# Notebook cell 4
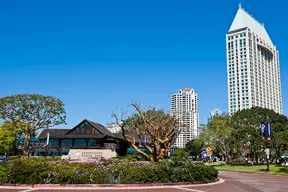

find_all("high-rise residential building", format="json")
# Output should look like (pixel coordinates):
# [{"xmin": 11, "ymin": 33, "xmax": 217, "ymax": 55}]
[
  {"xmin": 170, "ymin": 88, "xmax": 199, "ymax": 148},
  {"xmin": 106, "ymin": 123, "xmax": 121, "ymax": 133},
  {"xmin": 226, "ymin": 4, "xmax": 282, "ymax": 115},
  {"xmin": 207, "ymin": 108, "xmax": 224, "ymax": 123}
]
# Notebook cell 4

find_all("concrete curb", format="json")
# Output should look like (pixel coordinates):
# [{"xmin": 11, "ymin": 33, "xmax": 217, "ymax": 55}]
[
  {"xmin": 0, "ymin": 179, "xmax": 224, "ymax": 189},
  {"xmin": 219, "ymin": 170, "xmax": 288, "ymax": 176}
]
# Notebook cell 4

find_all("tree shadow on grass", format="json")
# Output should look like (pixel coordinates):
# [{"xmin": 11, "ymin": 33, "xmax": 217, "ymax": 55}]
[{"xmin": 276, "ymin": 167, "xmax": 288, "ymax": 174}]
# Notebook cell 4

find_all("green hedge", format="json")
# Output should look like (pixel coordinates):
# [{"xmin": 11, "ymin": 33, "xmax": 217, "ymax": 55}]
[
  {"xmin": 113, "ymin": 155, "xmax": 147, "ymax": 162},
  {"xmin": 0, "ymin": 158, "xmax": 218, "ymax": 184},
  {"xmin": 8, "ymin": 156, "xmax": 21, "ymax": 161}
]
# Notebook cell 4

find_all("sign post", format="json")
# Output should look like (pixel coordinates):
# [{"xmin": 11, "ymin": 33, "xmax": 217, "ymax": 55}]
[
  {"xmin": 261, "ymin": 122, "xmax": 272, "ymax": 172},
  {"xmin": 265, "ymin": 148, "xmax": 270, "ymax": 172}
]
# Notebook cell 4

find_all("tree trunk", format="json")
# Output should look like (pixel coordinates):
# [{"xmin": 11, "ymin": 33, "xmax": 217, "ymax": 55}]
[
  {"xmin": 255, "ymin": 153, "xmax": 259, "ymax": 163},
  {"xmin": 224, "ymin": 150, "xmax": 232, "ymax": 163},
  {"xmin": 13, "ymin": 137, "xmax": 17, "ymax": 155},
  {"xmin": 277, "ymin": 148, "xmax": 281, "ymax": 159},
  {"xmin": 23, "ymin": 133, "xmax": 31, "ymax": 158},
  {"xmin": 225, "ymin": 155, "xmax": 231, "ymax": 163},
  {"xmin": 158, "ymin": 148, "xmax": 166, "ymax": 161},
  {"xmin": 153, "ymin": 148, "xmax": 158, "ymax": 162}
]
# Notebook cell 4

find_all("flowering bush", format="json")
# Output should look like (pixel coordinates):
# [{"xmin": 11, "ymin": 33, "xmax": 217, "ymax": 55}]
[{"xmin": 0, "ymin": 158, "xmax": 218, "ymax": 184}]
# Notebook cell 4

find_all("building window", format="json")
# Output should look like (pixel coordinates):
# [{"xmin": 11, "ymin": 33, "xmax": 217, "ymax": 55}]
[
  {"xmin": 48, "ymin": 149, "xmax": 59, "ymax": 156},
  {"xmin": 49, "ymin": 139, "xmax": 59, "ymax": 147},
  {"xmin": 88, "ymin": 139, "xmax": 99, "ymax": 146},
  {"xmin": 61, "ymin": 139, "xmax": 72, "ymax": 147},
  {"xmin": 82, "ymin": 123, "xmax": 89, "ymax": 130},
  {"xmin": 74, "ymin": 139, "xmax": 86, "ymax": 147}
]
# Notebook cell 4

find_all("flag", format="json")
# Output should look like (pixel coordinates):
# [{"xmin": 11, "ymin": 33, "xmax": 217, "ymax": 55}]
[
  {"xmin": 46, "ymin": 131, "xmax": 50, "ymax": 146},
  {"xmin": 261, "ymin": 122, "xmax": 272, "ymax": 140}
]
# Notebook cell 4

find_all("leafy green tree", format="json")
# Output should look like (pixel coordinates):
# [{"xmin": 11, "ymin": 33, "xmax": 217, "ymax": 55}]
[
  {"xmin": 200, "ymin": 107, "xmax": 288, "ymax": 162},
  {"xmin": 0, "ymin": 122, "xmax": 24, "ymax": 154},
  {"xmin": 204, "ymin": 116, "xmax": 234, "ymax": 163},
  {"xmin": 185, "ymin": 138, "xmax": 204, "ymax": 158},
  {"xmin": 170, "ymin": 148, "xmax": 189, "ymax": 163},
  {"xmin": 113, "ymin": 103, "xmax": 180, "ymax": 162},
  {"xmin": 0, "ymin": 122, "xmax": 18, "ymax": 153},
  {"xmin": 231, "ymin": 107, "xmax": 288, "ymax": 161},
  {"xmin": 232, "ymin": 125, "xmax": 263, "ymax": 161},
  {"xmin": 0, "ymin": 94, "xmax": 66, "ymax": 158},
  {"xmin": 270, "ymin": 129, "xmax": 288, "ymax": 160}
]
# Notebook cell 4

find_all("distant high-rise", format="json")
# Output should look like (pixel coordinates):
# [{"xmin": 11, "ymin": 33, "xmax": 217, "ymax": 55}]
[
  {"xmin": 226, "ymin": 5, "xmax": 282, "ymax": 114},
  {"xmin": 208, "ymin": 108, "xmax": 224, "ymax": 123},
  {"xmin": 106, "ymin": 123, "xmax": 121, "ymax": 133},
  {"xmin": 170, "ymin": 88, "xmax": 199, "ymax": 148}
]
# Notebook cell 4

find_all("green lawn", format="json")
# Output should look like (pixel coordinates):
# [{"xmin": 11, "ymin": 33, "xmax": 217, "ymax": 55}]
[{"xmin": 214, "ymin": 164, "xmax": 288, "ymax": 174}]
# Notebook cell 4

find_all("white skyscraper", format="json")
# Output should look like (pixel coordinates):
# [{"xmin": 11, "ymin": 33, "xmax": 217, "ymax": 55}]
[
  {"xmin": 170, "ymin": 88, "xmax": 199, "ymax": 148},
  {"xmin": 226, "ymin": 5, "xmax": 282, "ymax": 115}
]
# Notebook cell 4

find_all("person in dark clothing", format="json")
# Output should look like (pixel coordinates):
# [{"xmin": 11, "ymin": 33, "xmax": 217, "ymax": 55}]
[{"xmin": 2, "ymin": 155, "xmax": 8, "ymax": 163}]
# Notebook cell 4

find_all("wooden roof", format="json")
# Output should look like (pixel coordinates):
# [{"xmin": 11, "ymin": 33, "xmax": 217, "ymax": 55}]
[{"xmin": 38, "ymin": 119, "xmax": 125, "ymax": 141}]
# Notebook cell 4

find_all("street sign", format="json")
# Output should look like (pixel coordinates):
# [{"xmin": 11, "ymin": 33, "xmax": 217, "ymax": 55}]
[
  {"xmin": 201, "ymin": 149, "xmax": 207, "ymax": 159},
  {"xmin": 206, "ymin": 147, "xmax": 212, "ymax": 152}
]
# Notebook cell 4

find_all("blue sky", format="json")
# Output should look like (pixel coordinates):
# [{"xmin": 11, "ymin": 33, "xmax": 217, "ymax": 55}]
[{"xmin": 0, "ymin": 0, "xmax": 287, "ymax": 128}]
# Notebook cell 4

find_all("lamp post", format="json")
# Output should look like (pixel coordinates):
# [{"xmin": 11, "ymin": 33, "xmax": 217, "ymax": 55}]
[{"xmin": 261, "ymin": 122, "xmax": 272, "ymax": 172}]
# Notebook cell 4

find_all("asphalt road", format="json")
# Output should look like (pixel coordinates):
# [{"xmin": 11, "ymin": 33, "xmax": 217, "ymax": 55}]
[
  {"xmin": 0, "ymin": 171, "xmax": 287, "ymax": 192},
  {"xmin": 189, "ymin": 171, "xmax": 288, "ymax": 192}
]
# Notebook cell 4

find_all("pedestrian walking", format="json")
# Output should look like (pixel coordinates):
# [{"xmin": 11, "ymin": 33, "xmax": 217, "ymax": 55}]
[{"xmin": 2, "ymin": 155, "xmax": 8, "ymax": 163}]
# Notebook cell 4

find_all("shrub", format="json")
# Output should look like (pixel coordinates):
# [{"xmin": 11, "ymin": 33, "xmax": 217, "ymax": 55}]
[
  {"xmin": 164, "ymin": 160, "xmax": 218, "ymax": 182},
  {"xmin": 0, "ymin": 164, "xmax": 6, "ymax": 184},
  {"xmin": 0, "ymin": 158, "xmax": 218, "ymax": 184},
  {"xmin": 113, "ymin": 155, "xmax": 147, "ymax": 162},
  {"xmin": 50, "ymin": 164, "xmax": 107, "ymax": 184},
  {"xmin": 107, "ymin": 162, "xmax": 172, "ymax": 184},
  {"xmin": 3, "ymin": 159, "xmax": 49, "ymax": 184},
  {"xmin": 7, "ymin": 156, "xmax": 21, "ymax": 161}
]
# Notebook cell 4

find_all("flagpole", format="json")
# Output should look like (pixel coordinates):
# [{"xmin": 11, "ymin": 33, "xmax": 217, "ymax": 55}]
[{"xmin": 45, "ymin": 126, "xmax": 49, "ymax": 157}]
